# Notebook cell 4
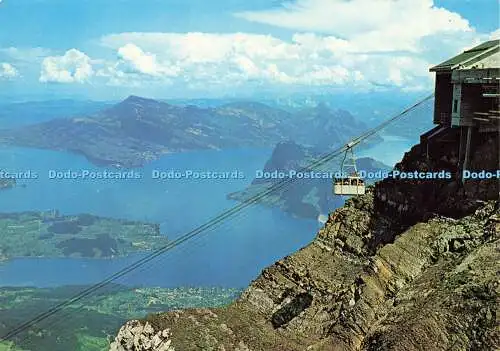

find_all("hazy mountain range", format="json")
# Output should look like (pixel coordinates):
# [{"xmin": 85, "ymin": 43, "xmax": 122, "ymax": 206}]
[{"xmin": 0, "ymin": 96, "xmax": 380, "ymax": 168}]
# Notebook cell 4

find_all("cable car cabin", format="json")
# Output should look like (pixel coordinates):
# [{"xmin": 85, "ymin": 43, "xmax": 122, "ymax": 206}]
[{"xmin": 333, "ymin": 175, "xmax": 366, "ymax": 195}]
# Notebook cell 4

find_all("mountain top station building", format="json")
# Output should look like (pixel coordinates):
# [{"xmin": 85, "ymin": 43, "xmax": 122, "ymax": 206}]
[{"xmin": 422, "ymin": 39, "xmax": 499, "ymax": 176}]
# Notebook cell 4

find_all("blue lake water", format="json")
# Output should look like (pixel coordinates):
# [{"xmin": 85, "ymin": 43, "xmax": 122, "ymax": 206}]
[
  {"xmin": 359, "ymin": 134, "xmax": 416, "ymax": 166},
  {"xmin": 0, "ymin": 147, "xmax": 320, "ymax": 288},
  {"xmin": 0, "ymin": 134, "xmax": 414, "ymax": 288}
]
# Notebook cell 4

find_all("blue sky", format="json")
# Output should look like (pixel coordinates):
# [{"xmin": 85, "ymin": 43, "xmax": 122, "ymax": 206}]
[{"xmin": 0, "ymin": 0, "xmax": 498, "ymax": 101}]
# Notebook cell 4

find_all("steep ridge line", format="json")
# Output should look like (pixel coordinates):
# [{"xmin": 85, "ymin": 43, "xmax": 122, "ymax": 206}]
[
  {"xmin": 117, "ymin": 195, "xmax": 498, "ymax": 350},
  {"xmin": 109, "ymin": 122, "xmax": 498, "ymax": 350},
  {"xmin": 0, "ymin": 94, "xmax": 434, "ymax": 342}
]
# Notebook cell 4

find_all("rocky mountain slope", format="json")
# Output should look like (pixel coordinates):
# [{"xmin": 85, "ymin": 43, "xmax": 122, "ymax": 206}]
[
  {"xmin": 0, "ymin": 97, "xmax": 376, "ymax": 168},
  {"xmin": 110, "ymin": 131, "xmax": 499, "ymax": 350},
  {"xmin": 228, "ymin": 141, "xmax": 390, "ymax": 219}
]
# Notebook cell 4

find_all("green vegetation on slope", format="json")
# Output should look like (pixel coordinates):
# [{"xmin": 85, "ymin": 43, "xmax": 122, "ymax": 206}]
[{"xmin": 0, "ymin": 285, "xmax": 242, "ymax": 351}]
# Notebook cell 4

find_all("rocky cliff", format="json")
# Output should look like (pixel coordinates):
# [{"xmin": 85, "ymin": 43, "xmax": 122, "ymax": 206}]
[{"xmin": 110, "ymin": 131, "xmax": 499, "ymax": 350}]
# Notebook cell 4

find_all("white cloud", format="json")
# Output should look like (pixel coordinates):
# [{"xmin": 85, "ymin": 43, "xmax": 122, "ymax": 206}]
[
  {"xmin": 39, "ymin": 49, "xmax": 94, "ymax": 83},
  {"xmin": 101, "ymin": 32, "xmax": 298, "ymax": 63},
  {"xmin": 1, "ymin": 0, "xmax": 497, "ymax": 96},
  {"xmin": 490, "ymin": 29, "xmax": 500, "ymax": 40},
  {"xmin": 93, "ymin": 1, "xmax": 493, "ymax": 92},
  {"xmin": 116, "ymin": 43, "xmax": 180, "ymax": 77},
  {"xmin": 234, "ymin": 0, "xmax": 473, "ymax": 53},
  {"xmin": 101, "ymin": 32, "xmax": 359, "ymax": 85},
  {"xmin": 0, "ymin": 62, "xmax": 19, "ymax": 79},
  {"xmin": 100, "ymin": 31, "xmax": 438, "ymax": 90}
]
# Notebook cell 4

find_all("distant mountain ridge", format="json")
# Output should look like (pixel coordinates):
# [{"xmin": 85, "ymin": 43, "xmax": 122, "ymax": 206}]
[{"xmin": 0, "ymin": 95, "xmax": 378, "ymax": 167}]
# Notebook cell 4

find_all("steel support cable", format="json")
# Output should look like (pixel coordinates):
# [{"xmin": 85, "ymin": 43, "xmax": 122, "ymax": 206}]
[
  {"xmin": 3, "ymin": 151, "xmax": 346, "ymax": 341},
  {"xmin": 11, "ymin": 164, "xmax": 304, "ymax": 349},
  {"xmin": 3, "ymin": 145, "xmax": 346, "ymax": 340},
  {"xmin": 1, "ymin": 93, "xmax": 434, "ymax": 342},
  {"xmin": 16, "ymin": 209, "xmax": 254, "ymax": 349},
  {"xmin": 16, "ymin": 146, "xmax": 338, "ymax": 349}
]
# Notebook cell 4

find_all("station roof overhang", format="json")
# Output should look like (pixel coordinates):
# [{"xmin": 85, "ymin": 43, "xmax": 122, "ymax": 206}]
[{"xmin": 429, "ymin": 39, "xmax": 500, "ymax": 73}]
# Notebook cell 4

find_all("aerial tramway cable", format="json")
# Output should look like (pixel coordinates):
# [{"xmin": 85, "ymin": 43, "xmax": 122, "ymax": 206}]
[
  {"xmin": 16, "ymin": 205, "xmax": 259, "ymax": 348},
  {"xmin": 1, "ymin": 93, "xmax": 435, "ymax": 342},
  {"xmin": 0, "ymin": 93, "xmax": 434, "ymax": 342}
]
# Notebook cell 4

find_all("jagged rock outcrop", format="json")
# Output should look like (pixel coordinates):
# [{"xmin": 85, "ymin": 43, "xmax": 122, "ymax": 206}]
[
  {"xmin": 375, "ymin": 130, "xmax": 499, "ymax": 223},
  {"xmin": 110, "ymin": 320, "xmax": 175, "ymax": 351},
  {"xmin": 111, "ymin": 196, "xmax": 499, "ymax": 351},
  {"xmin": 111, "ymin": 132, "xmax": 499, "ymax": 350}
]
